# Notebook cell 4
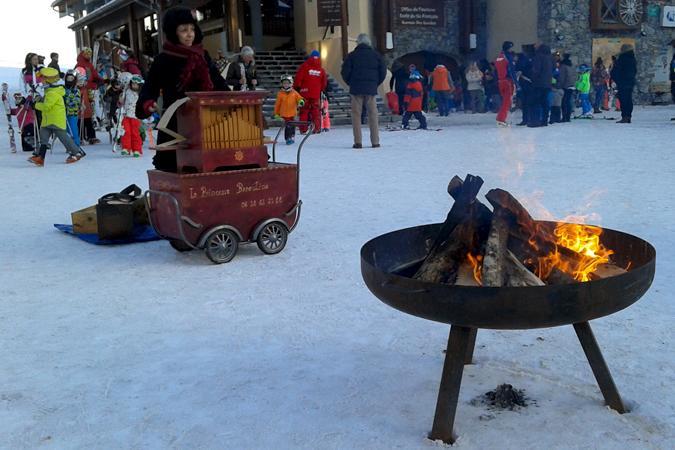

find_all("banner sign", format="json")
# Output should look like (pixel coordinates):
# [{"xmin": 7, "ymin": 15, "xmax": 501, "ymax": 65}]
[{"xmin": 395, "ymin": 0, "xmax": 445, "ymax": 28}]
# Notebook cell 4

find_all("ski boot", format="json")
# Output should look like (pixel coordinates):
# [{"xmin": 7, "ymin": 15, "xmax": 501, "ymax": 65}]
[
  {"xmin": 132, "ymin": 151, "xmax": 141, "ymax": 158},
  {"xmin": 66, "ymin": 152, "xmax": 85, "ymax": 164},
  {"xmin": 28, "ymin": 155, "xmax": 44, "ymax": 166}
]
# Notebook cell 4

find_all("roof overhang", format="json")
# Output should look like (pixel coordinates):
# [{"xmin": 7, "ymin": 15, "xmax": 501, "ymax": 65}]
[{"xmin": 68, "ymin": 0, "xmax": 157, "ymax": 34}]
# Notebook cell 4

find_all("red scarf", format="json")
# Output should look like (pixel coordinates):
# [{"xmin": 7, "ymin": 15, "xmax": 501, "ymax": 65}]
[{"xmin": 162, "ymin": 41, "xmax": 214, "ymax": 92}]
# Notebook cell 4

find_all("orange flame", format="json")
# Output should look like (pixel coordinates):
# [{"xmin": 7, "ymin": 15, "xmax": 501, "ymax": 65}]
[
  {"xmin": 537, "ymin": 223, "xmax": 614, "ymax": 282},
  {"xmin": 466, "ymin": 252, "xmax": 483, "ymax": 285}
]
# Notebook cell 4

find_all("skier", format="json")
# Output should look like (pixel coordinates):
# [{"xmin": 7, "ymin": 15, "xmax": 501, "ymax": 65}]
[
  {"xmin": 119, "ymin": 74, "xmax": 145, "ymax": 157},
  {"xmin": 10, "ymin": 93, "xmax": 36, "ymax": 153},
  {"xmin": 273, "ymin": 75, "xmax": 305, "ymax": 145},
  {"xmin": 402, "ymin": 70, "xmax": 428, "ymax": 130},
  {"xmin": 28, "ymin": 67, "xmax": 85, "ymax": 166},
  {"xmin": 429, "ymin": 64, "xmax": 454, "ymax": 117},
  {"xmin": 295, "ymin": 50, "xmax": 327, "ymax": 134},
  {"xmin": 575, "ymin": 64, "xmax": 593, "ymax": 119},
  {"xmin": 63, "ymin": 70, "xmax": 82, "ymax": 148},
  {"xmin": 103, "ymin": 78, "xmax": 123, "ymax": 142},
  {"xmin": 494, "ymin": 41, "xmax": 517, "ymax": 127}
]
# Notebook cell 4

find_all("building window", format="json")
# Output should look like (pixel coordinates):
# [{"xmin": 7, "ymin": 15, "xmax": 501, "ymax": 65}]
[{"xmin": 591, "ymin": 0, "xmax": 644, "ymax": 30}]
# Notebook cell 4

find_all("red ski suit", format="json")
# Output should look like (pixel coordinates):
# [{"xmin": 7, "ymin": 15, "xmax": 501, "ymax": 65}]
[
  {"xmin": 294, "ymin": 56, "xmax": 327, "ymax": 133},
  {"xmin": 494, "ymin": 51, "xmax": 514, "ymax": 123}
]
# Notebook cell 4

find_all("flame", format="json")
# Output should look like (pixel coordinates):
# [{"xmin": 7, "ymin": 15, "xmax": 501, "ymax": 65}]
[
  {"xmin": 536, "ymin": 223, "xmax": 614, "ymax": 282},
  {"xmin": 466, "ymin": 252, "xmax": 483, "ymax": 285}
]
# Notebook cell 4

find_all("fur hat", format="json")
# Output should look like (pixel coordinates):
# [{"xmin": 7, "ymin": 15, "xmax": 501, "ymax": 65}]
[{"xmin": 162, "ymin": 6, "xmax": 203, "ymax": 45}]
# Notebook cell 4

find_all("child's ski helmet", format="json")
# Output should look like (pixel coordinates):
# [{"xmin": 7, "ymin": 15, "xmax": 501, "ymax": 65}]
[
  {"xmin": 130, "ymin": 74, "xmax": 145, "ymax": 85},
  {"xmin": 409, "ymin": 70, "xmax": 423, "ymax": 80},
  {"xmin": 577, "ymin": 64, "xmax": 590, "ymax": 73},
  {"xmin": 280, "ymin": 75, "xmax": 293, "ymax": 84}
]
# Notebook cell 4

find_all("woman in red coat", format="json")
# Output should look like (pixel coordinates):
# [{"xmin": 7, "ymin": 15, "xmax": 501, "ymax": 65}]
[{"xmin": 294, "ymin": 50, "xmax": 327, "ymax": 134}]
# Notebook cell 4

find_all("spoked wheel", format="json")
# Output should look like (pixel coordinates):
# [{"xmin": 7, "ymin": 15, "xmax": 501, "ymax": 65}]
[
  {"xmin": 169, "ymin": 239, "xmax": 193, "ymax": 252},
  {"xmin": 256, "ymin": 222, "xmax": 288, "ymax": 255},
  {"xmin": 204, "ymin": 229, "xmax": 239, "ymax": 264}
]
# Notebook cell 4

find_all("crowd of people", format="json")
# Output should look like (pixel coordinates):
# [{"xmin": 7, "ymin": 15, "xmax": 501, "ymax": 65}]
[
  {"xmin": 2, "ymin": 46, "xmax": 150, "ymax": 166},
  {"xmin": 386, "ymin": 41, "xmax": 643, "ymax": 128},
  {"xmin": 3, "ymin": 5, "xmax": 674, "ymax": 168}
]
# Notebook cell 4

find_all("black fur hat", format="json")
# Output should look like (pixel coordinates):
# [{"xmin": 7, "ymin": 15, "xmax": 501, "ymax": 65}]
[{"xmin": 162, "ymin": 7, "xmax": 203, "ymax": 45}]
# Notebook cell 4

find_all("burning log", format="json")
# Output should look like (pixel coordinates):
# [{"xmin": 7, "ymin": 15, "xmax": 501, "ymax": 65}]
[
  {"xmin": 481, "ymin": 211, "xmax": 544, "ymax": 287},
  {"xmin": 589, "ymin": 263, "xmax": 628, "ymax": 280},
  {"xmin": 414, "ymin": 175, "xmax": 492, "ymax": 284}
]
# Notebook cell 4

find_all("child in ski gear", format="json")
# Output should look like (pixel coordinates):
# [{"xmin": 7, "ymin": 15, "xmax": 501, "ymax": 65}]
[
  {"xmin": 294, "ymin": 50, "xmax": 327, "ymax": 134},
  {"xmin": 274, "ymin": 75, "xmax": 305, "ymax": 145},
  {"xmin": 103, "ymin": 78, "xmax": 123, "ymax": 135},
  {"xmin": 10, "ymin": 93, "xmax": 36, "ymax": 153},
  {"xmin": 120, "ymin": 74, "xmax": 145, "ymax": 156},
  {"xmin": 28, "ymin": 67, "xmax": 85, "ymax": 166},
  {"xmin": 402, "ymin": 70, "xmax": 427, "ymax": 130},
  {"xmin": 77, "ymin": 71, "xmax": 99, "ymax": 144},
  {"xmin": 320, "ymin": 91, "xmax": 331, "ymax": 132},
  {"xmin": 64, "ymin": 70, "xmax": 82, "ymax": 147},
  {"xmin": 550, "ymin": 80, "xmax": 564, "ymax": 124},
  {"xmin": 429, "ymin": 64, "xmax": 454, "ymax": 116},
  {"xmin": 575, "ymin": 64, "xmax": 592, "ymax": 118}
]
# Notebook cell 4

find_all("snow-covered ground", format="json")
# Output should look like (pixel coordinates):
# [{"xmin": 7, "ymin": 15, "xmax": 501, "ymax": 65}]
[{"xmin": 1, "ymin": 107, "xmax": 674, "ymax": 449}]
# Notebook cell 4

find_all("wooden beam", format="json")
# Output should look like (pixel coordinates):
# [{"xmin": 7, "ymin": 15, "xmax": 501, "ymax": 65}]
[{"xmin": 226, "ymin": 0, "xmax": 239, "ymax": 52}]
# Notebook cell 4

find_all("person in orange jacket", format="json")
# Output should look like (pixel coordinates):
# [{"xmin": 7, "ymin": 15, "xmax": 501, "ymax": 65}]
[
  {"xmin": 274, "ymin": 75, "xmax": 305, "ymax": 144},
  {"xmin": 429, "ymin": 64, "xmax": 454, "ymax": 116},
  {"xmin": 402, "ymin": 71, "xmax": 427, "ymax": 129}
]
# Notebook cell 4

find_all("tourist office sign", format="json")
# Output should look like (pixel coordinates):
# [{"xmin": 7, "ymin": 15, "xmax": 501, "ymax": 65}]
[
  {"xmin": 395, "ymin": 0, "xmax": 445, "ymax": 28},
  {"xmin": 317, "ymin": 0, "xmax": 347, "ymax": 27}
]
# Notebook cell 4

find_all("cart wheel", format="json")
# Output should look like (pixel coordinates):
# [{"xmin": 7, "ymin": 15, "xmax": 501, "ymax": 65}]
[
  {"xmin": 169, "ymin": 239, "xmax": 193, "ymax": 252},
  {"xmin": 204, "ymin": 229, "xmax": 239, "ymax": 264},
  {"xmin": 256, "ymin": 222, "xmax": 288, "ymax": 255}
]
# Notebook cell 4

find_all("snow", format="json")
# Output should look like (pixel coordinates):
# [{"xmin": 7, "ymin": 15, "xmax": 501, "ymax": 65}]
[{"xmin": 1, "ymin": 107, "xmax": 674, "ymax": 449}]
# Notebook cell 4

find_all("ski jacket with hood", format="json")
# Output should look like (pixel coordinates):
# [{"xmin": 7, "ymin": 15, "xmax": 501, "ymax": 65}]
[
  {"xmin": 430, "ymin": 65, "xmax": 453, "ymax": 92},
  {"xmin": 295, "ymin": 56, "xmax": 327, "ymax": 100},
  {"xmin": 340, "ymin": 43, "xmax": 386, "ymax": 96},
  {"xmin": 558, "ymin": 58, "xmax": 576, "ymax": 89},
  {"xmin": 35, "ymin": 82, "xmax": 67, "ymax": 129},
  {"xmin": 403, "ymin": 80, "xmax": 424, "ymax": 112},
  {"xmin": 76, "ymin": 52, "xmax": 103, "ymax": 91}
]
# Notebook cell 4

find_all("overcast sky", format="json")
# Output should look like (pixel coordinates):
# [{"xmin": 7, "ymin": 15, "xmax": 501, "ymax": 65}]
[{"xmin": 0, "ymin": 1, "xmax": 77, "ymax": 68}]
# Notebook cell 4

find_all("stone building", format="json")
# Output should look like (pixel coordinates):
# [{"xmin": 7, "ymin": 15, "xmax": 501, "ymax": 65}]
[{"xmin": 52, "ymin": 0, "xmax": 675, "ymax": 103}]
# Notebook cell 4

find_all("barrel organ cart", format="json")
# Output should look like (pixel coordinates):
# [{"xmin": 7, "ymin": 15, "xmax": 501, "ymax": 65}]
[{"xmin": 145, "ymin": 91, "xmax": 312, "ymax": 263}]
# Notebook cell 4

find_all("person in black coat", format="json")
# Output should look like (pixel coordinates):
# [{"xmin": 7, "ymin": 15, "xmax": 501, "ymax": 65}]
[
  {"xmin": 341, "ymin": 33, "xmax": 386, "ymax": 148},
  {"xmin": 515, "ymin": 47, "xmax": 534, "ymax": 125},
  {"xmin": 136, "ymin": 6, "xmax": 226, "ymax": 171},
  {"xmin": 610, "ymin": 44, "xmax": 637, "ymax": 123},
  {"xmin": 222, "ymin": 46, "xmax": 258, "ymax": 91},
  {"xmin": 389, "ymin": 61, "xmax": 410, "ymax": 114},
  {"xmin": 528, "ymin": 43, "xmax": 553, "ymax": 127}
]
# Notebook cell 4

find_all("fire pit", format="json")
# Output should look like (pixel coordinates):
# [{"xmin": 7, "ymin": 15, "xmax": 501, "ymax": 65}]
[{"xmin": 360, "ymin": 176, "xmax": 656, "ymax": 444}]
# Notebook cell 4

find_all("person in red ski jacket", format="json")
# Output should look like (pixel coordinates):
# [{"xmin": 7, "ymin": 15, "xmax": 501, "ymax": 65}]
[
  {"xmin": 75, "ymin": 48, "xmax": 104, "ymax": 91},
  {"xmin": 402, "ymin": 71, "xmax": 427, "ymax": 129},
  {"xmin": 294, "ymin": 50, "xmax": 327, "ymax": 134},
  {"xmin": 495, "ymin": 41, "xmax": 516, "ymax": 126},
  {"xmin": 119, "ymin": 49, "xmax": 142, "ymax": 76}
]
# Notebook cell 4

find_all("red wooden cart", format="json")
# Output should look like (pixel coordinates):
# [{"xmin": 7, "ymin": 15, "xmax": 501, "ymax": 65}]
[{"xmin": 144, "ymin": 91, "xmax": 313, "ymax": 263}]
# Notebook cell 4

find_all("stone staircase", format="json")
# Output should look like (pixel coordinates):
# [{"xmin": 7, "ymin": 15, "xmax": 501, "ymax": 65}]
[{"xmin": 254, "ymin": 50, "xmax": 389, "ymax": 128}]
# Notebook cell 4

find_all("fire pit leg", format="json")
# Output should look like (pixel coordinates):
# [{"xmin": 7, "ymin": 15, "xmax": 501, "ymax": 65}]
[
  {"xmin": 464, "ymin": 328, "xmax": 477, "ymax": 364},
  {"xmin": 429, "ymin": 325, "xmax": 472, "ymax": 444},
  {"xmin": 573, "ymin": 321, "xmax": 627, "ymax": 413}
]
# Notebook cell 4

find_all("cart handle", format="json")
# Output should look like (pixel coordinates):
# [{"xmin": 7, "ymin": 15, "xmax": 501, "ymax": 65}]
[
  {"xmin": 144, "ymin": 189, "xmax": 203, "ymax": 250},
  {"xmin": 271, "ymin": 121, "xmax": 313, "ymax": 163}
]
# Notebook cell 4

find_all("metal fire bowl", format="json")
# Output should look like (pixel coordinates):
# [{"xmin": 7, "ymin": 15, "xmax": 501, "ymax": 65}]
[{"xmin": 361, "ymin": 222, "xmax": 656, "ymax": 330}]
